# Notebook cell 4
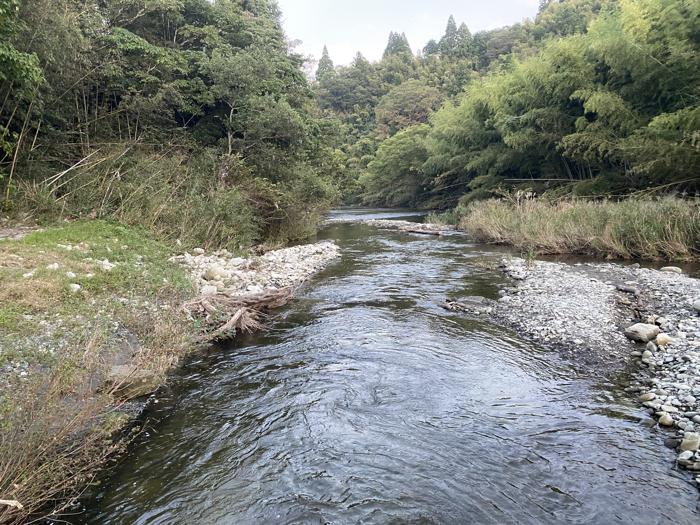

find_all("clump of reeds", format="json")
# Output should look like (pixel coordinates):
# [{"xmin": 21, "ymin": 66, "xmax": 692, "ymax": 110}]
[{"xmin": 459, "ymin": 196, "xmax": 700, "ymax": 261}]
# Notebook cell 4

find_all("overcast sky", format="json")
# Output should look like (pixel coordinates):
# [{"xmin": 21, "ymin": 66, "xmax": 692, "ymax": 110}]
[{"xmin": 276, "ymin": 0, "xmax": 541, "ymax": 66}]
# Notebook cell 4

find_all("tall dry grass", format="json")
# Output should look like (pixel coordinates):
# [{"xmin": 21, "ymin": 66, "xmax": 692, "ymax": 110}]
[{"xmin": 459, "ymin": 197, "xmax": 700, "ymax": 261}]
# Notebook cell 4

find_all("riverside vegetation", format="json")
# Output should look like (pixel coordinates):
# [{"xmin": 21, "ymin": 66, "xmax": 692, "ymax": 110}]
[
  {"xmin": 315, "ymin": 0, "xmax": 699, "ymax": 259},
  {"xmin": 1, "ymin": 0, "xmax": 699, "ymax": 521}
]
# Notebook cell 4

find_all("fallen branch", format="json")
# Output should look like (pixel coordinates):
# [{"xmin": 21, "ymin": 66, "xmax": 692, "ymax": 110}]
[
  {"xmin": 183, "ymin": 287, "xmax": 294, "ymax": 341},
  {"xmin": 0, "ymin": 500, "xmax": 23, "ymax": 510}
]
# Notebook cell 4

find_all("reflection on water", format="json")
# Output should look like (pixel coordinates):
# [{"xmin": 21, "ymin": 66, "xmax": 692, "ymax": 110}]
[{"xmin": 78, "ymin": 210, "xmax": 699, "ymax": 524}]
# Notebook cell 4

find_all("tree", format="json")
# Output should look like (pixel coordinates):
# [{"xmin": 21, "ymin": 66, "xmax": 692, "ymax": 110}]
[
  {"xmin": 359, "ymin": 125, "xmax": 430, "ymax": 207},
  {"xmin": 439, "ymin": 15, "xmax": 459, "ymax": 56},
  {"xmin": 375, "ymin": 80, "xmax": 442, "ymax": 137},
  {"xmin": 383, "ymin": 31, "xmax": 413, "ymax": 62},
  {"xmin": 423, "ymin": 39, "xmax": 439, "ymax": 56},
  {"xmin": 316, "ymin": 45, "xmax": 335, "ymax": 82},
  {"xmin": 455, "ymin": 23, "xmax": 473, "ymax": 59}
]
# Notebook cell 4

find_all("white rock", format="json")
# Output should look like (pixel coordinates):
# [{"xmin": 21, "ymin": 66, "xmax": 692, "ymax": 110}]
[
  {"xmin": 201, "ymin": 285, "xmax": 218, "ymax": 296},
  {"xmin": 624, "ymin": 323, "xmax": 660, "ymax": 343},
  {"xmin": 65, "ymin": 271, "xmax": 77, "ymax": 279},
  {"xmin": 68, "ymin": 283, "xmax": 81, "ymax": 293},
  {"xmin": 680, "ymin": 432, "xmax": 700, "ymax": 452},
  {"xmin": 678, "ymin": 450, "xmax": 694, "ymax": 463},
  {"xmin": 659, "ymin": 413, "xmax": 675, "ymax": 426},
  {"xmin": 656, "ymin": 333, "xmax": 674, "ymax": 347},
  {"xmin": 660, "ymin": 266, "xmax": 683, "ymax": 274},
  {"xmin": 203, "ymin": 266, "xmax": 228, "ymax": 281},
  {"xmin": 193, "ymin": 248, "xmax": 205, "ymax": 255},
  {"xmin": 46, "ymin": 263, "xmax": 60, "ymax": 271},
  {"xmin": 100, "ymin": 259, "xmax": 116, "ymax": 272}
]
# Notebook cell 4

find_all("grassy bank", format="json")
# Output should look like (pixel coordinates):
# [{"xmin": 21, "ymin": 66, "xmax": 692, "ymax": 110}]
[
  {"xmin": 455, "ymin": 197, "xmax": 700, "ymax": 261},
  {"xmin": 0, "ymin": 221, "xmax": 196, "ymax": 523}
]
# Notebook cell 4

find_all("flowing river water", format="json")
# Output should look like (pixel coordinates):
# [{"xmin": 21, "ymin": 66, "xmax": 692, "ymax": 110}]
[{"xmin": 79, "ymin": 210, "xmax": 700, "ymax": 524}]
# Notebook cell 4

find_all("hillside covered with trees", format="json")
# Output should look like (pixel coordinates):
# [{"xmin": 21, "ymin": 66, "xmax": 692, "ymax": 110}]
[
  {"xmin": 1, "ymin": 0, "xmax": 338, "ymax": 249},
  {"xmin": 315, "ymin": 0, "xmax": 700, "ymax": 209}
]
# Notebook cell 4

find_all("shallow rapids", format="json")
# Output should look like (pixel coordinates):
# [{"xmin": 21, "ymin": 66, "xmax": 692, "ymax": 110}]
[{"xmin": 79, "ymin": 210, "xmax": 700, "ymax": 524}]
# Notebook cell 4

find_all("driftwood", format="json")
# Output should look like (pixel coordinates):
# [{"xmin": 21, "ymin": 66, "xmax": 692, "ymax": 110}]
[
  {"xmin": 0, "ymin": 499, "xmax": 23, "ymax": 510},
  {"xmin": 183, "ymin": 287, "xmax": 294, "ymax": 341},
  {"xmin": 364, "ymin": 219, "xmax": 450, "ymax": 236}
]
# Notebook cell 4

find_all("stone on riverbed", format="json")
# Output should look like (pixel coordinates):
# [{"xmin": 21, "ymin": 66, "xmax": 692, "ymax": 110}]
[
  {"xmin": 624, "ymin": 323, "xmax": 660, "ymax": 343},
  {"xmin": 659, "ymin": 413, "xmax": 675, "ymax": 426},
  {"xmin": 680, "ymin": 432, "xmax": 700, "ymax": 452},
  {"xmin": 203, "ymin": 265, "xmax": 229, "ymax": 281},
  {"xmin": 656, "ymin": 333, "xmax": 674, "ymax": 347}
]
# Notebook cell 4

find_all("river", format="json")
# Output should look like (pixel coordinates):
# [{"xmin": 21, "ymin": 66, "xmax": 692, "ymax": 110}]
[{"xmin": 78, "ymin": 210, "xmax": 700, "ymax": 524}]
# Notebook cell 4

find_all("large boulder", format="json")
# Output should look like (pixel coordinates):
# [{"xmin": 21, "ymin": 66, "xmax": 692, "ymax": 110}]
[{"xmin": 624, "ymin": 323, "xmax": 660, "ymax": 343}]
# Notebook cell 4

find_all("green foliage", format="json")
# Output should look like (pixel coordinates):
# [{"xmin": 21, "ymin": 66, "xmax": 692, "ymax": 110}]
[
  {"xmin": 316, "ymin": 45, "xmax": 335, "ymax": 82},
  {"xmin": 383, "ymin": 32, "xmax": 413, "ymax": 62},
  {"xmin": 1, "ymin": 0, "xmax": 335, "ymax": 248},
  {"xmin": 375, "ymin": 80, "xmax": 442, "ymax": 137},
  {"xmin": 317, "ymin": 0, "xmax": 699, "ymax": 209},
  {"xmin": 360, "ymin": 125, "xmax": 430, "ymax": 207}
]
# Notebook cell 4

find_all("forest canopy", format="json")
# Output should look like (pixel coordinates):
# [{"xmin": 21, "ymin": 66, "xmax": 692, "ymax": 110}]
[
  {"xmin": 1, "ymin": 0, "xmax": 698, "ymax": 236},
  {"xmin": 314, "ymin": 0, "xmax": 700, "ymax": 209}
]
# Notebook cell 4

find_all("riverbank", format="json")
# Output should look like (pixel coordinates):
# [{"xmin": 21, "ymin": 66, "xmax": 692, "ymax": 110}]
[
  {"xmin": 0, "ymin": 221, "xmax": 339, "ymax": 523},
  {"xmin": 483, "ymin": 257, "xmax": 700, "ymax": 484}
]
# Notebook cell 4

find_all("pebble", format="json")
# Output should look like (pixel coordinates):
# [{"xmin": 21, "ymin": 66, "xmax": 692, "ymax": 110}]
[
  {"xmin": 68, "ymin": 283, "xmax": 81, "ymax": 293},
  {"xmin": 656, "ymin": 333, "xmax": 674, "ymax": 347},
  {"xmin": 678, "ymin": 450, "xmax": 694, "ymax": 463},
  {"xmin": 681, "ymin": 432, "xmax": 700, "ymax": 452}
]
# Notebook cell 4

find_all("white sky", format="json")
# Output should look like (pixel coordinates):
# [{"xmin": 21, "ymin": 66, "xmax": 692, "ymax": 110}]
[{"xmin": 276, "ymin": 0, "xmax": 541, "ymax": 65}]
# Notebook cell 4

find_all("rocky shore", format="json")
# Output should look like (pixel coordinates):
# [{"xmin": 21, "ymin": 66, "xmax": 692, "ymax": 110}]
[
  {"xmin": 172, "ymin": 241, "xmax": 340, "ymax": 297},
  {"xmin": 471, "ymin": 257, "xmax": 700, "ymax": 484},
  {"xmin": 171, "ymin": 241, "xmax": 341, "ymax": 339}
]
